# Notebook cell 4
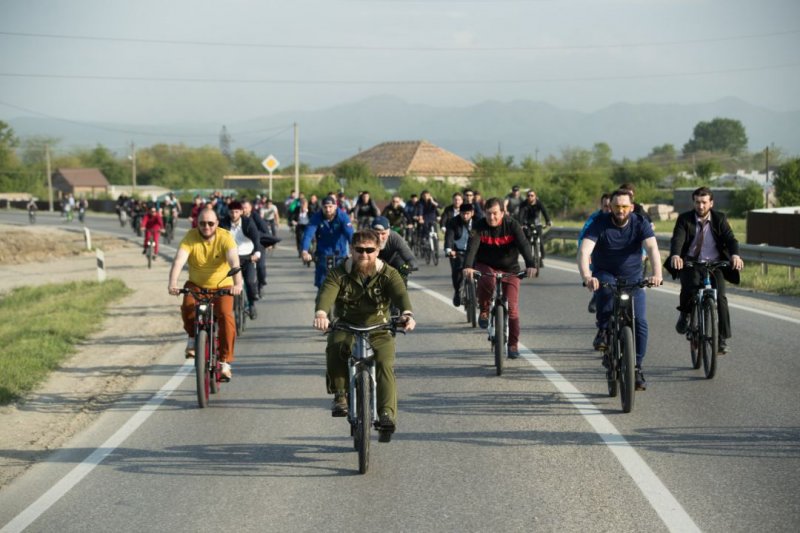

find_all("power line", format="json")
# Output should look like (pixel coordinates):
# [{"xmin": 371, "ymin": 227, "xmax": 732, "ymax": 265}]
[
  {"xmin": 0, "ymin": 29, "xmax": 797, "ymax": 52},
  {"xmin": 1, "ymin": 62, "xmax": 797, "ymax": 85}
]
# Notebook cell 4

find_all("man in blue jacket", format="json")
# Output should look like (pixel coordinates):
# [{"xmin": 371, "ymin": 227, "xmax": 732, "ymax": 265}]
[{"xmin": 301, "ymin": 196, "xmax": 354, "ymax": 287}]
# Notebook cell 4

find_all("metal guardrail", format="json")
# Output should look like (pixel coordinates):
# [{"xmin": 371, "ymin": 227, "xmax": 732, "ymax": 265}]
[{"xmin": 545, "ymin": 227, "xmax": 800, "ymax": 271}]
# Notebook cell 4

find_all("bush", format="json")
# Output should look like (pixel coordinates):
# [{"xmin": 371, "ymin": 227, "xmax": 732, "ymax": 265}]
[{"xmin": 729, "ymin": 182, "xmax": 764, "ymax": 217}]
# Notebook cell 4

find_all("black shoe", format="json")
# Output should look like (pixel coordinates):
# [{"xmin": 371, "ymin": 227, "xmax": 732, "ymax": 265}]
[
  {"xmin": 478, "ymin": 312, "xmax": 489, "ymax": 329},
  {"xmin": 592, "ymin": 329, "xmax": 608, "ymax": 351},
  {"xmin": 587, "ymin": 294, "xmax": 597, "ymax": 313},
  {"xmin": 453, "ymin": 291, "xmax": 461, "ymax": 307},
  {"xmin": 718, "ymin": 339, "xmax": 728, "ymax": 355},
  {"xmin": 331, "ymin": 395, "xmax": 348, "ymax": 417},
  {"xmin": 507, "ymin": 346, "xmax": 520, "ymax": 359},
  {"xmin": 249, "ymin": 305, "xmax": 257, "ymax": 320},
  {"xmin": 675, "ymin": 312, "xmax": 690, "ymax": 334},
  {"xmin": 378, "ymin": 411, "xmax": 396, "ymax": 433},
  {"xmin": 142, "ymin": 248, "xmax": 147, "ymax": 254},
  {"xmin": 635, "ymin": 367, "xmax": 647, "ymax": 391}
]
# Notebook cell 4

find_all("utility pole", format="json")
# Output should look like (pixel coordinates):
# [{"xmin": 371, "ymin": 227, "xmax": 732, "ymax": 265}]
[
  {"xmin": 294, "ymin": 122, "xmax": 299, "ymax": 197},
  {"xmin": 764, "ymin": 145, "xmax": 770, "ymax": 208},
  {"xmin": 130, "ymin": 141, "xmax": 137, "ymax": 196},
  {"xmin": 45, "ymin": 144, "xmax": 53, "ymax": 212}
]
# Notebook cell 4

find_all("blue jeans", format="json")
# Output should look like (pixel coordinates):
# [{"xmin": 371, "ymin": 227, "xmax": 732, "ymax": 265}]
[{"xmin": 594, "ymin": 271, "xmax": 648, "ymax": 367}]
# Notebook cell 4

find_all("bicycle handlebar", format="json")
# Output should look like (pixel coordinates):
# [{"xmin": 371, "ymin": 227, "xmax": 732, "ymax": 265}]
[
  {"xmin": 178, "ymin": 287, "xmax": 233, "ymax": 301},
  {"xmin": 328, "ymin": 317, "xmax": 408, "ymax": 336},
  {"xmin": 683, "ymin": 260, "xmax": 730, "ymax": 271},
  {"xmin": 472, "ymin": 270, "xmax": 527, "ymax": 280}
]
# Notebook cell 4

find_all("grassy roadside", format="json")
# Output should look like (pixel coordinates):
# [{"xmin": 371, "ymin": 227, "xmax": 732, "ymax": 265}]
[
  {"xmin": 546, "ymin": 218, "xmax": 800, "ymax": 297},
  {"xmin": 0, "ymin": 279, "xmax": 131, "ymax": 405}
]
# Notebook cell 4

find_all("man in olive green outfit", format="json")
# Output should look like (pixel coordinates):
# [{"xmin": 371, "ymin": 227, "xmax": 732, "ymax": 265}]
[{"xmin": 312, "ymin": 230, "xmax": 416, "ymax": 437}]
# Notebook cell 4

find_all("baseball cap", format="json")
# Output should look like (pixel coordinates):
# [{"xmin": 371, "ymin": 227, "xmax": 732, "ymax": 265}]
[
  {"xmin": 371, "ymin": 216, "xmax": 391, "ymax": 231},
  {"xmin": 321, "ymin": 196, "xmax": 336, "ymax": 206}
]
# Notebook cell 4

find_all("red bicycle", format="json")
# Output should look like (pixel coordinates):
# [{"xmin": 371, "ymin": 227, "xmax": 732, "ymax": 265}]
[{"xmin": 179, "ymin": 268, "xmax": 240, "ymax": 408}]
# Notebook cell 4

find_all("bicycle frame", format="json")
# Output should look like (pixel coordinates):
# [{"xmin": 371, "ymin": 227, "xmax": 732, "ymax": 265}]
[{"xmin": 348, "ymin": 333, "xmax": 378, "ymax": 431}]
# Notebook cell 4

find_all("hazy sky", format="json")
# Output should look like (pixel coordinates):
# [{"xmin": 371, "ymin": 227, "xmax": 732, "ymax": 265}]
[{"xmin": 1, "ymin": 0, "xmax": 799, "ymax": 128}]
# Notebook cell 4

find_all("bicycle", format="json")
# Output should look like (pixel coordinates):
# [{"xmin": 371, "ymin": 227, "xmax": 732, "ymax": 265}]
[
  {"xmin": 28, "ymin": 209, "xmax": 36, "ymax": 225},
  {"xmin": 329, "ymin": 317, "xmax": 405, "ymax": 474},
  {"xmin": 474, "ymin": 270, "xmax": 526, "ymax": 376},
  {"xmin": 683, "ymin": 260, "xmax": 729, "ymax": 379},
  {"xmin": 178, "ymin": 267, "xmax": 240, "ymax": 408},
  {"xmin": 145, "ymin": 236, "xmax": 156, "ymax": 269},
  {"xmin": 117, "ymin": 206, "xmax": 128, "ymax": 227},
  {"xmin": 163, "ymin": 218, "xmax": 175, "ymax": 245},
  {"xmin": 456, "ymin": 253, "xmax": 478, "ymax": 328},
  {"xmin": 420, "ymin": 223, "xmax": 439, "ymax": 266},
  {"xmin": 592, "ymin": 278, "xmax": 657, "ymax": 413},
  {"xmin": 233, "ymin": 291, "xmax": 248, "ymax": 335},
  {"xmin": 524, "ymin": 224, "xmax": 547, "ymax": 272}
]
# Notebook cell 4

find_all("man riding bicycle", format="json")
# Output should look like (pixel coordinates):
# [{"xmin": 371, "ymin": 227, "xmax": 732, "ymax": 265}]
[
  {"xmin": 168, "ymin": 207, "xmax": 243, "ymax": 381},
  {"xmin": 463, "ymin": 198, "xmax": 537, "ymax": 358},
  {"xmin": 517, "ymin": 189, "xmax": 552, "ymax": 266},
  {"xmin": 578, "ymin": 189, "xmax": 662, "ymax": 391},
  {"xmin": 351, "ymin": 191, "xmax": 380, "ymax": 229},
  {"xmin": 444, "ymin": 202, "xmax": 474, "ymax": 306},
  {"xmin": 301, "ymin": 196, "xmax": 354, "ymax": 288},
  {"xmin": 372, "ymin": 216, "xmax": 417, "ymax": 281},
  {"xmin": 141, "ymin": 204, "xmax": 164, "ymax": 257},
  {"xmin": 381, "ymin": 194, "xmax": 407, "ymax": 233},
  {"xmin": 220, "ymin": 200, "xmax": 265, "ymax": 318},
  {"xmin": 414, "ymin": 190, "xmax": 440, "ymax": 244},
  {"xmin": 666, "ymin": 186, "xmax": 743, "ymax": 355},
  {"xmin": 312, "ymin": 230, "xmax": 416, "ymax": 436}
]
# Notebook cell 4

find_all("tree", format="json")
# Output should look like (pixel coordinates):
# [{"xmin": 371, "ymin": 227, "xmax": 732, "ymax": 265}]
[
  {"xmin": 592, "ymin": 142, "xmax": 613, "ymax": 167},
  {"xmin": 729, "ymin": 182, "xmax": 764, "ymax": 217},
  {"xmin": 773, "ymin": 158, "xmax": 800, "ymax": 206},
  {"xmin": 695, "ymin": 159, "xmax": 723, "ymax": 180},
  {"xmin": 0, "ymin": 120, "xmax": 19, "ymax": 170},
  {"xmin": 683, "ymin": 117, "xmax": 748, "ymax": 155},
  {"xmin": 334, "ymin": 160, "xmax": 372, "ymax": 182}
]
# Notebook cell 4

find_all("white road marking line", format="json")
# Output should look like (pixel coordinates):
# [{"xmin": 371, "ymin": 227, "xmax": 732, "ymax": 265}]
[
  {"xmin": 410, "ymin": 280, "xmax": 701, "ymax": 533},
  {"xmin": 1, "ymin": 362, "xmax": 193, "ymax": 533}
]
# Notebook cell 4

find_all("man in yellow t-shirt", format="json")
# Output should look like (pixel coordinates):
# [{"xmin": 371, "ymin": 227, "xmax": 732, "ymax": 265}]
[{"xmin": 168, "ymin": 207, "xmax": 243, "ymax": 380}]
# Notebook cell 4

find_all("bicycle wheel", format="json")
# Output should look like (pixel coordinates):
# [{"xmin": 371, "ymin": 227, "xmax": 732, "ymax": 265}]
[
  {"xmin": 209, "ymin": 333, "xmax": 219, "ymax": 394},
  {"xmin": 147, "ymin": 241, "xmax": 154, "ymax": 269},
  {"xmin": 432, "ymin": 236, "xmax": 439, "ymax": 266},
  {"xmin": 234, "ymin": 294, "xmax": 244, "ymax": 335},
  {"xmin": 701, "ymin": 297, "xmax": 718, "ymax": 379},
  {"xmin": 690, "ymin": 302, "xmax": 702, "ymax": 369},
  {"xmin": 356, "ymin": 369, "xmax": 371, "ymax": 474},
  {"xmin": 619, "ymin": 326, "xmax": 635, "ymax": 413},
  {"xmin": 195, "ymin": 330, "xmax": 209, "ymax": 408},
  {"xmin": 494, "ymin": 306, "xmax": 505, "ymax": 376},
  {"xmin": 606, "ymin": 335, "xmax": 618, "ymax": 397},
  {"xmin": 465, "ymin": 281, "xmax": 477, "ymax": 328},
  {"xmin": 532, "ymin": 238, "xmax": 542, "ymax": 269}
]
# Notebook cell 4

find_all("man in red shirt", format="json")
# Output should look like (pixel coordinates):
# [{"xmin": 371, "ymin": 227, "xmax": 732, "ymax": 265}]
[{"xmin": 142, "ymin": 205, "xmax": 164, "ymax": 256}]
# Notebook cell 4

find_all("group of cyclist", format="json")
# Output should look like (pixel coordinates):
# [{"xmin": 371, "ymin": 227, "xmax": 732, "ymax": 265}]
[{"xmin": 165, "ymin": 182, "xmax": 744, "ymax": 438}]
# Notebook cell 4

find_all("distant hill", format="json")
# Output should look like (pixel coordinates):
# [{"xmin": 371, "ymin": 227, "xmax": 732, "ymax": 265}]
[{"xmin": 7, "ymin": 96, "xmax": 799, "ymax": 167}]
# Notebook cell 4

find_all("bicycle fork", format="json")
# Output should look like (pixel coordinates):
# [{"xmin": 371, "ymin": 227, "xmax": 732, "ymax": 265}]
[{"xmin": 348, "ymin": 337, "xmax": 377, "ymax": 428}]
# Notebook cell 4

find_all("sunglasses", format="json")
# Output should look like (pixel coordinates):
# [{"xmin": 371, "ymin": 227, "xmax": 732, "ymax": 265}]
[
  {"xmin": 353, "ymin": 246, "xmax": 377, "ymax": 254},
  {"xmin": 198, "ymin": 221, "xmax": 217, "ymax": 227}
]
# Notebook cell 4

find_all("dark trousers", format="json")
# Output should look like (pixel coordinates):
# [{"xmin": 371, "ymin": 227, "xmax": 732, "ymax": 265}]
[
  {"xmin": 257, "ymin": 253, "xmax": 267, "ymax": 287},
  {"xmin": 449, "ymin": 254, "xmax": 465, "ymax": 292},
  {"xmin": 594, "ymin": 271, "xmax": 649, "ymax": 366},
  {"xmin": 678, "ymin": 268, "xmax": 731, "ymax": 340},
  {"xmin": 239, "ymin": 254, "xmax": 258, "ymax": 304}
]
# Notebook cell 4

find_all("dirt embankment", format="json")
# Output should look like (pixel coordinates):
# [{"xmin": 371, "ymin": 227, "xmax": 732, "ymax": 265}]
[{"xmin": 0, "ymin": 224, "xmax": 182, "ymax": 489}]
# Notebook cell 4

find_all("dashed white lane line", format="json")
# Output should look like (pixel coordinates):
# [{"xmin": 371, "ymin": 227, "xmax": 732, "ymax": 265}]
[{"xmin": 409, "ymin": 280, "xmax": 701, "ymax": 533}]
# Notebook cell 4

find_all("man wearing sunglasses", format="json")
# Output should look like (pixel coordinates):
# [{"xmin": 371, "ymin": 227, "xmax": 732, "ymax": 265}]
[
  {"xmin": 168, "ymin": 207, "xmax": 243, "ymax": 381},
  {"xmin": 578, "ymin": 189, "xmax": 662, "ymax": 391},
  {"xmin": 313, "ymin": 230, "xmax": 415, "ymax": 439}
]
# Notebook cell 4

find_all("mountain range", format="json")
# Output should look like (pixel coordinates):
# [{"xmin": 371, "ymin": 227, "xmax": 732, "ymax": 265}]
[{"xmin": 7, "ymin": 95, "xmax": 799, "ymax": 167}]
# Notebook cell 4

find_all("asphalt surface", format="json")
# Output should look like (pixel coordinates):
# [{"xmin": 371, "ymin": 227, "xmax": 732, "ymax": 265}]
[{"xmin": 1, "ymin": 210, "xmax": 799, "ymax": 532}]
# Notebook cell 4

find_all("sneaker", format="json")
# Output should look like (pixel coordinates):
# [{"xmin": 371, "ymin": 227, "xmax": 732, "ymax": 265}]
[
  {"xmin": 718, "ymin": 338, "xmax": 728, "ymax": 355},
  {"xmin": 675, "ymin": 312, "xmax": 690, "ymax": 334},
  {"xmin": 587, "ymin": 294, "xmax": 597, "ymax": 313},
  {"xmin": 185, "ymin": 337, "xmax": 195, "ymax": 359},
  {"xmin": 453, "ymin": 291, "xmax": 461, "ymax": 307},
  {"xmin": 507, "ymin": 346, "xmax": 520, "ymax": 359},
  {"xmin": 220, "ymin": 362, "xmax": 232, "ymax": 382},
  {"xmin": 478, "ymin": 312, "xmax": 489, "ymax": 329},
  {"xmin": 331, "ymin": 394, "xmax": 348, "ymax": 417},
  {"xmin": 635, "ymin": 366, "xmax": 647, "ymax": 391},
  {"xmin": 592, "ymin": 329, "xmax": 608, "ymax": 351}
]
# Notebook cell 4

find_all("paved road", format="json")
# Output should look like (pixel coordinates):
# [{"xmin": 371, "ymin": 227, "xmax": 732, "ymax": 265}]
[{"xmin": 1, "ymin": 210, "xmax": 799, "ymax": 532}]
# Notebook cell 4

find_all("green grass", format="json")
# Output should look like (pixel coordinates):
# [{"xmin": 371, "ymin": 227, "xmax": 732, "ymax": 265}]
[{"xmin": 0, "ymin": 279, "xmax": 131, "ymax": 405}]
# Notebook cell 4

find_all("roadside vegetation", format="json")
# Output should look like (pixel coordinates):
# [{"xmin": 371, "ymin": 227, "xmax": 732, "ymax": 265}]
[{"xmin": 0, "ymin": 279, "xmax": 131, "ymax": 405}]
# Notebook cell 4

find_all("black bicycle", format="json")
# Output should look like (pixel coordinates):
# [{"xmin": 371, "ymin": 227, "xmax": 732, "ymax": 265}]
[
  {"xmin": 474, "ymin": 270, "xmax": 526, "ymax": 376},
  {"xmin": 329, "ymin": 318, "xmax": 405, "ymax": 474},
  {"xmin": 523, "ymin": 224, "xmax": 547, "ymax": 272},
  {"xmin": 458, "ymin": 255, "xmax": 478, "ymax": 328},
  {"xmin": 178, "ymin": 267, "xmax": 240, "ymax": 408},
  {"xmin": 592, "ymin": 278, "xmax": 656, "ymax": 413},
  {"xmin": 233, "ymin": 291, "xmax": 248, "ymax": 335},
  {"xmin": 683, "ymin": 260, "xmax": 729, "ymax": 379}
]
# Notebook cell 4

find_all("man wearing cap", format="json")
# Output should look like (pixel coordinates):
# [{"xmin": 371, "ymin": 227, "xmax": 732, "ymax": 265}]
[
  {"xmin": 444, "ymin": 202, "xmax": 475, "ymax": 306},
  {"xmin": 220, "ymin": 200, "xmax": 265, "ymax": 317},
  {"xmin": 372, "ymin": 216, "xmax": 417, "ymax": 279},
  {"xmin": 301, "ymin": 196, "xmax": 354, "ymax": 288}
]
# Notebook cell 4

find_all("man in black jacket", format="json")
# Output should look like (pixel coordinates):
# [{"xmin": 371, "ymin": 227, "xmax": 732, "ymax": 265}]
[
  {"xmin": 464, "ymin": 198, "xmax": 537, "ymax": 358},
  {"xmin": 665, "ymin": 187, "xmax": 744, "ymax": 354},
  {"xmin": 444, "ymin": 202, "xmax": 474, "ymax": 306},
  {"xmin": 372, "ymin": 216, "xmax": 417, "ymax": 277},
  {"xmin": 221, "ymin": 201, "xmax": 266, "ymax": 316},
  {"xmin": 243, "ymin": 200, "xmax": 271, "ymax": 295}
]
